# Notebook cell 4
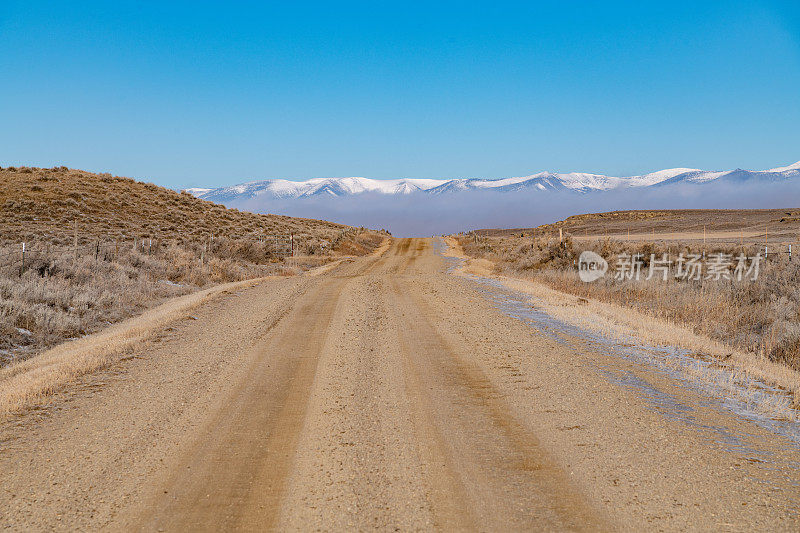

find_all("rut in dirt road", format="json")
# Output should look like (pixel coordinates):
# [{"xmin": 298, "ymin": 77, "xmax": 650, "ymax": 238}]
[{"xmin": 0, "ymin": 238, "xmax": 798, "ymax": 531}]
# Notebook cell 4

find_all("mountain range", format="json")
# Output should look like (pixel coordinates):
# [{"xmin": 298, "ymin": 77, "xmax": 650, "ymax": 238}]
[{"xmin": 186, "ymin": 161, "xmax": 800, "ymax": 203}]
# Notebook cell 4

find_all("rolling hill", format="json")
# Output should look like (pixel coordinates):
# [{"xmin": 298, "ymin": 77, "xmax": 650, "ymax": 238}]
[{"xmin": 0, "ymin": 165, "xmax": 377, "ymax": 247}]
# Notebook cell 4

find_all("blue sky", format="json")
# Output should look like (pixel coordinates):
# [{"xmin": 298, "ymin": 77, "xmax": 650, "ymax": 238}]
[{"xmin": 1, "ymin": 1, "xmax": 799, "ymax": 188}]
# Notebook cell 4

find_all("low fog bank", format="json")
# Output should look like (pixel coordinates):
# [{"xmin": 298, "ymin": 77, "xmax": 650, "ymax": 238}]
[{"xmin": 233, "ymin": 181, "xmax": 800, "ymax": 237}]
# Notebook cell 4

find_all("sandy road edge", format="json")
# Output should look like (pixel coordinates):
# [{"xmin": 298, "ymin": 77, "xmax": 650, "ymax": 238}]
[
  {"xmin": 441, "ymin": 236, "xmax": 800, "ymax": 415},
  {"xmin": 0, "ymin": 257, "xmax": 358, "ymax": 421}
]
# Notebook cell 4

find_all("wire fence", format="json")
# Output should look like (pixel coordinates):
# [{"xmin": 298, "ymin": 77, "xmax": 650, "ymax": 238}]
[
  {"xmin": 0, "ymin": 234, "xmax": 295, "ymax": 277},
  {"xmin": 463, "ymin": 229, "xmax": 799, "ymax": 260}
]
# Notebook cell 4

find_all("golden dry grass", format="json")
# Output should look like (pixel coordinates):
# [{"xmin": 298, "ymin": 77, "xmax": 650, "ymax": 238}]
[{"xmin": 0, "ymin": 165, "xmax": 363, "ymax": 246}]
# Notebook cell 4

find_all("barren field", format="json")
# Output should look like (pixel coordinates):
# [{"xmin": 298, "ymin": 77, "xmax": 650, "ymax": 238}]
[
  {"xmin": 1, "ymin": 238, "xmax": 798, "ymax": 531},
  {"xmin": 474, "ymin": 208, "xmax": 800, "ymax": 245}
]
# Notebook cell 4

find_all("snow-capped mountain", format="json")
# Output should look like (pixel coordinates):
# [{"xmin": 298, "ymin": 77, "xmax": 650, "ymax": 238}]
[
  {"xmin": 188, "ymin": 162, "xmax": 800, "ymax": 202},
  {"xmin": 193, "ymin": 177, "xmax": 447, "ymax": 202}
]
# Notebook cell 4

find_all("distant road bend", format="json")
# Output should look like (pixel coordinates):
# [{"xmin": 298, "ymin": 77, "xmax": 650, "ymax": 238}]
[{"xmin": 1, "ymin": 239, "xmax": 798, "ymax": 531}]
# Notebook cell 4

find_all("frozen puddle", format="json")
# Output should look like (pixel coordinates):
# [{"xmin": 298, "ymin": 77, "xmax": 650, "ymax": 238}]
[{"xmin": 432, "ymin": 239, "xmax": 800, "ymax": 455}]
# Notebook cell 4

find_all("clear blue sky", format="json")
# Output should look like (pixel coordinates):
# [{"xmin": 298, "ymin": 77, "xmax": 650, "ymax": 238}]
[{"xmin": 1, "ymin": 1, "xmax": 799, "ymax": 188}]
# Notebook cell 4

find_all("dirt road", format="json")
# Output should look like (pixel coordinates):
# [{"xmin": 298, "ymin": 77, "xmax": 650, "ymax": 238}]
[{"xmin": 1, "ymin": 239, "xmax": 798, "ymax": 531}]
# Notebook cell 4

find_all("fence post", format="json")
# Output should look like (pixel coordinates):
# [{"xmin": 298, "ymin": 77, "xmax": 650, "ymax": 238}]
[
  {"xmin": 20, "ymin": 242, "xmax": 25, "ymax": 277},
  {"xmin": 73, "ymin": 222, "xmax": 79, "ymax": 262},
  {"xmin": 290, "ymin": 233, "xmax": 294, "ymax": 257}
]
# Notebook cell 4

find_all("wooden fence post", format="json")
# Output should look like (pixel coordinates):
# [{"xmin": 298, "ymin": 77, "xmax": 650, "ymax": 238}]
[
  {"xmin": 73, "ymin": 222, "xmax": 79, "ymax": 262},
  {"xmin": 20, "ymin": 242, "xmax": 25, "ymax": 277}
]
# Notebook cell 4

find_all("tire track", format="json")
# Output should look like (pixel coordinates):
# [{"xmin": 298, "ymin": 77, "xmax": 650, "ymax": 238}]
[{"xmin": 387, "ymin": 243, "xmax": 608, "ymax": 531}]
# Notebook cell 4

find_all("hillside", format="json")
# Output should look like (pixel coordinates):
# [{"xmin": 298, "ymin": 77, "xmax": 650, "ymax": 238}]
[
  {"xmin": 472, "ymin": 208, "xmax": 800, "ymax": 243},
  {"xmin": 0, "ymin": 165, "xmax": 384, "ymax": 364},
  {"xmin": 0, "ymin": 165, "xmax": 371, "ymax": 250}
]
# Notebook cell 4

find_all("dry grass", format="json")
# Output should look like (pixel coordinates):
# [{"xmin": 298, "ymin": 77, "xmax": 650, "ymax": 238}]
[
  {"xmin": 0, "ymin": 240, "xmax": 296, "ymax": 365},
  {"xmin": 0, "ymin": 165, "xmax": 366, "ymax": 246}
]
